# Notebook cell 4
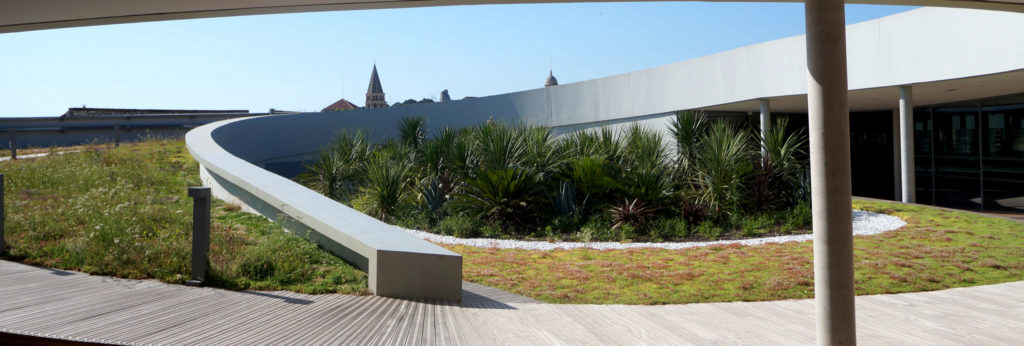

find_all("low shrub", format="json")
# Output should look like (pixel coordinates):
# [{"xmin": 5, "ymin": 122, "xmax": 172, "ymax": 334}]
[{"xmin": 436, "ymin": 215, "xmax": 478, "ymax": 238}]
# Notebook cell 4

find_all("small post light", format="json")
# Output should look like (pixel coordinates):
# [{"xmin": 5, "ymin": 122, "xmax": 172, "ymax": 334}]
[
  {"xmin": 0, "ymin": 174, "xmax": 5, "ymax": 255},
  {"xmin": 186, "ymin": 187, "xmax": 211, "ymax": 286}
]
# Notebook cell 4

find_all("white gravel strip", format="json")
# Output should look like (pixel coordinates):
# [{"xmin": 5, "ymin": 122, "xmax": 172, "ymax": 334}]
[
  {"xmin": 0, "ymin": 152, "xmax": 52, "ymax": 162},
  {"xmin": 403, "ymin": 209, "xmax": 906, "ymax": 250}
]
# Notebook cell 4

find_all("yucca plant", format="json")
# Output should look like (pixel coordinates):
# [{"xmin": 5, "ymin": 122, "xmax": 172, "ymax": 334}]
[
  {"xmin": 757, "ymin": 118, "xmax": 809, "ymax": 207},
  {"xmin": 522, "ymin": 125, "xmax": 562, "ymax": 180},
  {"xmin": 620, "ymin": 124, "xmax": 673, "ymax": 204},
  {"xmin": 453, "ymin": 167, "xmax": 541, "ymax": 230},
  {"xmin": 760, "ymin": 118, "xmax": 807, "ymax": 180},
  {"xmin": 669, "ymin": 110, "xmax": 708, "ymax": 179},
  {"xmin": 563, "ymin": 156, "xmax": 620, "ymax": 198},
  {"xmin": 417, "ymin": 170, "xmax": 455, "ymax": 222},
  {"xmin": 362, "ymin": 145, "xmax": 416, "ymax": 221},
  {"xmin": 559, "ymin": 127, "xmax": 622, "ymax": 162},
  {"xmin": 398, "ymin": 116, "xmax": 427, "ymax": 150},
  {"xmin": 693, "ymin": 122, "xmax": 754, "ymax": 215},
  {"xmin": 472, "ymin": 122, "xmax": 530, "ymax": 171},
  {"xmin": 297, "ymin": 129, "xmax": 371, "ymax": 201}
]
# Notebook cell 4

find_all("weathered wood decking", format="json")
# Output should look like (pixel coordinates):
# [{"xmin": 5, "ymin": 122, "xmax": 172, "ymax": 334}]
[{"xmin": 1, "ymin": 260, "xmax": 1022, "ymax": 344}]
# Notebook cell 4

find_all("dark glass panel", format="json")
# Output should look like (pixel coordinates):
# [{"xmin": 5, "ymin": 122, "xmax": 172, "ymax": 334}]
[
  {"xmin": 913, "ymin": 107, "xmax": 934, "ymax": 205},
  {"xmin": 982, "ymin": 104, "xmax": 1024, "ymax": 212},
  {"xmin": 850, "ymin": 112, "xmax": 895, "ymax": 199},
  {"xmin": 932, "ymin": 106, "xmax": 982, "ymax": 209}
]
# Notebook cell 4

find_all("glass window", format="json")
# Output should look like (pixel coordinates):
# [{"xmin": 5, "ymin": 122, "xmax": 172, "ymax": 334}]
[{"xmin": 982, "ymin": 103, "xmax": 1024, "ymax": 212}]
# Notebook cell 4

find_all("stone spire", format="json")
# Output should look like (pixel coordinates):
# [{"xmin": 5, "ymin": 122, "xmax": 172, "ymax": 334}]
[
  {"xmin": 365, "ymin": 64, "xmax": 387, "ymax": 108},
  {"xmin": 544, "ymin": 70, "xmax": 559, "ymax": 87}
]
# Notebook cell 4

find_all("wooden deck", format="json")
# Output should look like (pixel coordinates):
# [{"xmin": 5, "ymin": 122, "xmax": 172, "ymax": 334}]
[{"xmin": 1, "ymin": 260, "xmax": 1022, "ymax": 345}]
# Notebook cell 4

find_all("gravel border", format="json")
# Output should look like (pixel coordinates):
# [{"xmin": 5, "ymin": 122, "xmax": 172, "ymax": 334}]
[{"xmin": 403, "ymin": 209, "xmax": 906, "ymax": 250}]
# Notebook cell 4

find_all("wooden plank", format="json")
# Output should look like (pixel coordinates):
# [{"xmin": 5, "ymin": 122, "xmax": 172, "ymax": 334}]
[{"xmin": 2, "ymin": 260, "xmax": 1024, "ymax": 345}]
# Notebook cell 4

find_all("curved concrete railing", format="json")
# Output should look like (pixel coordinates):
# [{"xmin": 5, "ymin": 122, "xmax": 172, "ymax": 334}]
[
  {"xmin": 186, "ymin": 118, "xmax": 462, "ymax": 301},
  {"xmin": 185, "ymin": 7, "xmax": 1024, "ymax": 301}
]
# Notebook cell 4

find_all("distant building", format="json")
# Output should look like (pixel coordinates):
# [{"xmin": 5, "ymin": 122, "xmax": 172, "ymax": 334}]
[
  {"xmin": 365, "ymin": 64, "xmax": 387, "ymax": 108},
  {"xmin": 60, "ymin": 107, "xmax": 248, "ymax": 118},
  {"xmin": 321, "ymin": 98, "xmax": 358, "ymax": 112},
  {"xmin": 544, "ymin": 70, "xmax": 558, "ymax": 87},
  {"xmin": 440, "ymin": 89, "xmax": 451, "ymax": 102}
]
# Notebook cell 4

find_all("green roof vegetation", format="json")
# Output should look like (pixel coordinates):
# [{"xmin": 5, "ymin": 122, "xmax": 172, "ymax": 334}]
[
  {"xmin": 0, "ymin": 140, "xmax": 367, "ymax": 295},
  {"xmin": 452, "ymin": 199, "xmax": 1023, "ymax": 304}
]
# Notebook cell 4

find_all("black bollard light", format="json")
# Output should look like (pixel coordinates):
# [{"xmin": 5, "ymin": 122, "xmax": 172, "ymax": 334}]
[
  {"xmin": 8, "ymin": 131, "xmax": 15, "ymax": 160},
  {"xmin": 0, "ymin": 174, "xmax": 5, "ymax": 255},
  {"xmin": 186, "ymin": 187, "xmax": 211, "ymax": 286}
]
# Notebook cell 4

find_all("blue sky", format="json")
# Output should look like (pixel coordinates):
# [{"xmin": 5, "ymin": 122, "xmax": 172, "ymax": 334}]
[{"xmin": 0, "ymin": 3, "xmax": 914, "ymax": 117}]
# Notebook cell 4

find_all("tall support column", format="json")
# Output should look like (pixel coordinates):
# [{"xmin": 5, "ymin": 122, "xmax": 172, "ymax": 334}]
[
  {"xmin": 899, "ymin": 85, "xmax": 915, "ymax": 203},
  {"xmin": 892, "ymin": 109, "xmax": 902, "ymax": 201},
  {"xmin": 760, "ymin": 99, "xmax": 771, "ymax": 158},
  {"xmin": 805, "ymin": 0, "xmax": 856, "ymax": 345}
]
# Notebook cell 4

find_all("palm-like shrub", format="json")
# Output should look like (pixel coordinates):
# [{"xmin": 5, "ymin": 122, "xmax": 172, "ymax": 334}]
[
  {"xmin": 751, "ymin": 118, "xmax": 809, "ymax": 209},
  {"xmin": 559, "ymin": 127, "xmax": 622, "ymax": 162},
  {"xmin": 669, "ymin": 110, "xmax": 708, "ymax": 179},
  {"xmin": 563, "ymin": 156, "xmax": 619, "ymax": 198},
  {"xmin": 300, "ymin": 112, "xmax": 812, "ymax": 240},
  {"xmin": 522, "ymin": 125, "xmax": 562, "ymax": 180},
  {"xmin": 693, "ymin": 122, "xmax": 754, "ymax": 215},
  {"xmin": 620, "ymin": 124, "xmax": 673, "ymax": 204},
  {"xmin": 472, "ymin": 122, "xmax": 529, "ymax": 171},
  {"xmin": 454, "ymin": 167, "xmax": 542, "ymax": 229},
  {"xmin": 297, "ymin": 129, "xmax": 371, "ymax": 201},
  {"xmin": 398, "ymin": 116, "xmax": 427, "ymax": 150},
  {"xmin": 362, "ymin": 145, "xmax": 416, "ymax": 221},
  {"xmin": 761, "ymin": 118, "xmax": 807, "ymax": 181}
]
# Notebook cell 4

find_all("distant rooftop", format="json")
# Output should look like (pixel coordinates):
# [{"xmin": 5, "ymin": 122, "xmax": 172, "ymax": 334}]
[
  {"xmin": 61, "ymin": 107, "xmax": 249, "ymax": 118},
  {"xmin": 321, "ymin": 98, "xmax": 359, "ymax": 112}
]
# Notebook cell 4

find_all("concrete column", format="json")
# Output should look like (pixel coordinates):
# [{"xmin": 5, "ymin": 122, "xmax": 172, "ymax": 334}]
[
  {"xmin": 760, "ymin": 99, "xmax": 771, "ymax": 158},
  {"xmin": 899, "ymin": 85, "xmax": 915, "ymax": 203},
  {"xmin": 805, "ymin": 0, "xmax": 856, "ymax": 345},
  {"xmin": 892, "ymin": 109, "xmax": 902, "ymax": 201}
]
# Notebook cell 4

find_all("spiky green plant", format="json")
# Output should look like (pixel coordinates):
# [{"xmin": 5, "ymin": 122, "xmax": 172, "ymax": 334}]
[
  {"xmin": 563, "ymin": 156, "xmax": 620, "ymax": 198},
  {"xmin": 522, "ymin": 125, "xmax": 562, "ymax": 180},
  {"xmin": 453, "ymin": 167, "xmax": 542, "ymax": 230},
  {"xmin": 619, "ymin": 124, "xmax": 673, "ymax": 203},
  {"xmin": 472, "ymin": 122, "xmax": 530, "ymax": 171},
  {"xmin": 362, "ymin": 145, "xmax": 416, "ymax": 221},
  {"xmin": 669, "ymin": 110, "xmax": 708, "ymax": 178},
  {"xmin": 398, "ymin": 116, "xmax": 427, "ymax": 150},
  {"xmin": 755, "ymin": 118, "xmax": 809, "ymax": 207},
  {"xmin": 297, "ymin": 129, "xmax": 371, "ymax": 201},
  {"xmin": 559, "ymin": 127, "xmax": 622, "ymax": 162},
  {"xmin": 693, "ymin": 122, "xmax": 754, "ymax": 214},
  {"xmin": 760, "ymin": 118, "xmax": 807, "ymax": 179}
]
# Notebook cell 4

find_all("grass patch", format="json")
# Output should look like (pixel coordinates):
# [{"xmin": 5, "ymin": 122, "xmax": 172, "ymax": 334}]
[
  {"xmin": 0, "ymin": 140, "xmax": 368, "ymax": 295},
  {"xmin": 451, "ymin": 199, "xmax": 1023, "ymax": 304}
]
